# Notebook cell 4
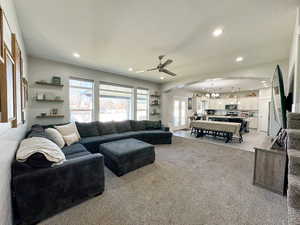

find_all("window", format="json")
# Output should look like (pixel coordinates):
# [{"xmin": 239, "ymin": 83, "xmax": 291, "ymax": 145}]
[
  {"xmin": 69, "ymin": 79, "xmax": 94, "ymax": 122},
  {"xmin": 99, "ymin": 83, "xmax": 133, "ymax": 122},
  {"xmin": 136, "ymin": 88, "xmax": 149, "ymax": 120}
]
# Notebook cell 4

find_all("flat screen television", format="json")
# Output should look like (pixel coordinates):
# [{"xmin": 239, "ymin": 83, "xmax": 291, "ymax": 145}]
[{"xmin": 269, "ymin": 65, "xmax": 287, "ymax": 139}]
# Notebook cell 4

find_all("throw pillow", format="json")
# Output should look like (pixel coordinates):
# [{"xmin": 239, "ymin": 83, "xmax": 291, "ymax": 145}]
[
  {"xmin": 76, "ymin": 121, "xmax": 99, "ymax": 138},
  {"xmin": 16, "ymin": 137, "xmax": 66, "ymax": 166},
  {"xmin": 45, "ymin": 128, "xmax": 65, "ymax": 148},
  {"xmin": 115, "ymin": 120, "xmax": 132, "ymax": 133},
  {"xmin": 55, "ymin": 122, "xmax": 80, "ymax": 145},
  {"xmin": 98, "ymin": 122, "xmax": 117, "ymax": 135},
  {"xmin": 64, "ymin": 133, "xmax": 80, "ymax": 146}
]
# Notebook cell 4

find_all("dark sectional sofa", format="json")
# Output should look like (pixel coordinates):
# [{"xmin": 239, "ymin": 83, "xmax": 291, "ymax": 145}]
[{"xmin": 12, "ymin": 120, "xmax": 172, "ymax": 225}]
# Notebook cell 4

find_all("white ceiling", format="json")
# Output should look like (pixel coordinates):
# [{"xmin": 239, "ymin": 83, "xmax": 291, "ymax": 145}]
[
  {"xmin": 14, "ymin": 0, "xmax": 300, "ymax": 84},
  {"xmin": 187, "ymin": 78, "xmax": 270, "ymax": 93}
]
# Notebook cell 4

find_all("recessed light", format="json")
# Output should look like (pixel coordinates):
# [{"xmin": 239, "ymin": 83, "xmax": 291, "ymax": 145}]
[
  {"xmin": 261, "ymin": 80, "xmax": 266, "ymax": 83},
  {"xmin": 136, "ymin": 70, "xmax": 145, "ymax": 73},
  {"xmin": 236, "ymin": 56, "xmax": 243, "ymax": 62},
  {"xmin": 73, "ymin": 52, "xmax": 80, "ymax": 58},
  {"xmin": 213, "ymin": 28, "xmax": 223, "ymax": 37},
  {"xmin": 128, "ymin": 67, "xmax": 133, "ymax": 72},
  {"xmin": 160, "ymin": 77, "xmax": 165, "ymax": 80}
]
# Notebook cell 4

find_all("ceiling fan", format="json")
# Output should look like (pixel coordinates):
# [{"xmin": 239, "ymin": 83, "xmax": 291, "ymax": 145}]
[{"xmin": 136, "ymin": 55, "xmax": 177, "ymax": 76}]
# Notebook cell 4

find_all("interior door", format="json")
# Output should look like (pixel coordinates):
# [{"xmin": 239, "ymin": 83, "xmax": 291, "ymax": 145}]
[
  {"xmin": 173, "ymin": 97, "xmax": 187, "ymax": 130},
  {"xmin": 259, "ymin": 98, "xmax": 270, "ymax": 132}
]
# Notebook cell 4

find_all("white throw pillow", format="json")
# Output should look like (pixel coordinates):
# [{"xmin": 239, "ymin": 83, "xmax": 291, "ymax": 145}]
[
  {"xmin": 64, "ymin": 133, "xmax": 80, "ymax": 146},
  {"xmin": 16, "ymin": 137, "xmax": 66, "ymax": 166},
  {"xmin": 45, "ymin": 128, "xmax": 65, "ymax": 148},
  {"xmin": 55, "ymin": 122, "xmax": 80, "ymax": 145}
]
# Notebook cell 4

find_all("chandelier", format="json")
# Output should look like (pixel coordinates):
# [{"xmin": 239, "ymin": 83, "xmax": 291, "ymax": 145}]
[{"xmin": 205, "ymin": 89, "xmax": 220, "ymax": 98}]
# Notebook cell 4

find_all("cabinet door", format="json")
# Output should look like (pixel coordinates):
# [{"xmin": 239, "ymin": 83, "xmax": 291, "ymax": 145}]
[
  {"xmin": 211, "ymin": 99, "xmax": 217, "ymax": 109},
  {"xmin": 238, "ymin": 98, "xmax": 246, "ymax": 110},
  {"xmin": 216, "ymin": 99, "xmax": 223, "ymax": 110}
]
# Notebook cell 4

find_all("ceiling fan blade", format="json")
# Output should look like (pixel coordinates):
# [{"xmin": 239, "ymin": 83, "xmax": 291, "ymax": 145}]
[
  {"xmin": 147, "ymin": 67, "xmax": 158, "ymax": 72},
  {"xmin": 135, "ymin": 70, "xmax": 146, "ymax": 74},
  {"xmin": 160, "ymin": 68, "xmax": 177, "ymax": 76},
  {"xmin": 158, "ymin": 55, "xmax": 165, "ymax": 61},
  {"xmin": 161, "ymin": 59, "xmax": 173, "ymax": 68}
]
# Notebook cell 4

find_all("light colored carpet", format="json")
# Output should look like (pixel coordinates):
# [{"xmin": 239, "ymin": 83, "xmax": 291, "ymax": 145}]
[{"xmin": 40, "ymin": 136, "xmax": 287, "ymax": 225}]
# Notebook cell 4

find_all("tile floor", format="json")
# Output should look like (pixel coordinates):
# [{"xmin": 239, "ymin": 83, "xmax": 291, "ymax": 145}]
[{"xmin": 173, "ymin": 129, "xmax": 272, "ymax": 152}]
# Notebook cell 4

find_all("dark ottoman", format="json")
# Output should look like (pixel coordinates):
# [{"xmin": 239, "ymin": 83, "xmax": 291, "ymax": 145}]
[{"xmin": 99, "ymin": 138, "xmax": 155, "ymax": 176}]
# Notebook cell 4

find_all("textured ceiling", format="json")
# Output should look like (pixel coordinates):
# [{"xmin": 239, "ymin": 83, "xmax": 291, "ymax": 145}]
[{"xmin": 14, "ymin": 0, "xmax": 300, "ymax": 83}]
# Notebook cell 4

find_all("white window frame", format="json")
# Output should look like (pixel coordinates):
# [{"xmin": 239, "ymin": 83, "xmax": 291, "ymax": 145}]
[
  {"xmin": 136, "ymin": 88, "xmax": 149, "ymax": 121},
  {"xmin": 99, "ymin": 82, "xmax": 134, "ymax": 121},
  {"xmin": 69, "ymin": 78, "xmax": 94, "ymax": 122}
]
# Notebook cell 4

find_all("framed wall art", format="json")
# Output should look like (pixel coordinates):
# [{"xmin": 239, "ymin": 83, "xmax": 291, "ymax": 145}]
[
  {"xmin": 0, "ymin": 8, "xmax": 4, "ymax": 63},
  {"xmin": 12, "ymin": 33, "xmax": 22, "ymax": 126},
  {"xmin": 3, "ymin": 10, "xmax": 12, "ymax": 54},
  {"xmin": 0, "ymin": 47, "xmax": 16, "ymax": 124},
  {"xmin": 21, "ymin": 77, "xmax": 28, "ymax": 123}
]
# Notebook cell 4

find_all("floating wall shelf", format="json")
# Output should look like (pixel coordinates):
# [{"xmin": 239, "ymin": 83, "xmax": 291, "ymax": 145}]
[
  {"xmin": 35, "ymin": 81, "xmax": 64, "ymax": 87},
  {"xmin": 36, "ymin": 115, "xmax": 64, "ymax": 119},
  {"xmin": 35, "ymin": 99, "xmax": 64, "ymax": 103}
]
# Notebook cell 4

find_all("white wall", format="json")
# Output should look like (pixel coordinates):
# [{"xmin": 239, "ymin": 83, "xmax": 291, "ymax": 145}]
[
  {"xmin": 27, "ymin": 56, "xmax": 161, "ymax": 127},
  {"xmin": 161, "ymin": 88, "xmax": 194, "ymax": 129},
  {"xmin": 0, "ymin": 0, "xmax": 28, "ymax": 224},
  {"xmin": 288, "ymin": 8, "xmax": 300, "ymax": 112}
]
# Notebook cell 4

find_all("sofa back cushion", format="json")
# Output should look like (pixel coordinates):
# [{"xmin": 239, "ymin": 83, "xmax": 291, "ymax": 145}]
[
  {"xmin": 130, "ymin": 120, "xmax": 146, "ymax": 131},
  {"xmin": 76, "ymin": 121, "xmax": 99, "ymax": 138},
  {"xmin": 115, "ymin": 120, "xmax": 132, "ymax": 133},
  {"xmin": 144, "ymin": 120, "xmax": 162, "ymax": 130},
  {"xmin": 98, "ymin": 121, "xmax": 117, "ymax": 135}
]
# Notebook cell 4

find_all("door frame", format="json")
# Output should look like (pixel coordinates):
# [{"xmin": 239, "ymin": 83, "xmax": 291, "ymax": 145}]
[{"xmin": 172, "ymin": 96, "xmax": 188, "ymax": 131}]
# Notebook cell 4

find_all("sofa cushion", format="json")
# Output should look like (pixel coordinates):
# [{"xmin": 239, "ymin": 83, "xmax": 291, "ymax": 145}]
[
  {"xmin": 64, "ymin": 151, "xmax": 91, "ymax": 160},
  {"xmin": 62, "ymin": 143, "xmax": 89, "ymax": 156},
  {"xmin": 144, "ymin": 120, "xmax": 161, "ymax": 130},
  {"xmin": 80, "ymin": 133, "xmax": 133, "ymax": 153},
  {"xmin": 115, "ymin": 120, "xmax": 132, "ymax": 133},
  {"xmin": 130, "ymin": 120, "xmax": 146, "ymax": 131},
  {"xmin": 140, "ymin": 130, "xmax": 172, "ymax": 137},
  {"xmin": 98, "ymin": 122, "xmax": 117, "ymax": 135},
  {"xmin": 76, "ymin": 121, "xmax": 99, "ymax": 138}
]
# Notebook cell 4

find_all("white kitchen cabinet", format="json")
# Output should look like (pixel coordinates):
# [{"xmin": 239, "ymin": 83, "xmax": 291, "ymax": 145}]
[{"xmin": 238, "ymin": 97, "xmax": 258, "ymax": 110}]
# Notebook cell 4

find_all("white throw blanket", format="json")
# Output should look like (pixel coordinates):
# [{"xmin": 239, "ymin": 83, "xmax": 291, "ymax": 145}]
[{"xmin": 16, "ymin": 137, "xmax": 66, "ymax": 166}]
